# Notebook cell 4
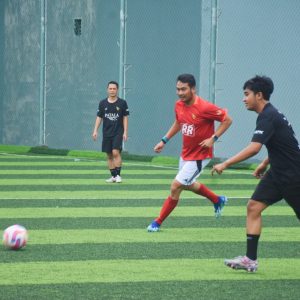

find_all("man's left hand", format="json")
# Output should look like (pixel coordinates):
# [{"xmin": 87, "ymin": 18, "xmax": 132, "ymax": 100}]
[{"xmin": 199, "ymin": 137, "xmax": 214, "ymax": 148}]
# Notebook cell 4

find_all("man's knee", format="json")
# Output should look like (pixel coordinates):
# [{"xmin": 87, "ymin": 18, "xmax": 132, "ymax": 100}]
[
  {"xmin": 170, "ymin": 180, "xmax": 184, "ymax": 199},
  {"xmin": 106, "ymin": 153, "xmax": 113, "ymax": 160},
  {"xmin": 112, "ymin": 149, "xmax": 121, "ymax": 158},
  {"xmin": 247, "ymin": 199, "xmax": 267, "ymax": 216}
]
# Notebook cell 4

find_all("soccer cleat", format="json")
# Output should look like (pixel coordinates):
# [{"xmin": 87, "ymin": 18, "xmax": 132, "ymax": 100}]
[
  {"xmin": 214, "ymin": 195, "xmax": 228, "ymax": 218},
  {"xmin": 224, "ymin": 255, "xmax": 258, "ymax": 272},
  {"xmin": 147, "ymin": 220, "xmax": 161, "ymax": 232},
  {"xmin": 105, "ymin": 176, "xmax": 116, "ymax": 183},
  {"xmin": 115, "ymin": 175, "xmax": 122, "ymax": 183}
]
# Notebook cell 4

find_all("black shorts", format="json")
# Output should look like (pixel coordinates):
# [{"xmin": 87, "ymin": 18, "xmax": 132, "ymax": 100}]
[
  {"xmin": 251, "ymin": 170, "xmax": 300, "ymax": 219},
  {"xmin": 102, "ymin": 134, "xmax": 123, "ymax": 154}
]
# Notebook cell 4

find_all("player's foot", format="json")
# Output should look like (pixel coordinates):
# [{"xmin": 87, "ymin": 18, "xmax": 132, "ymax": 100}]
[
  {"xmin": 105, "ymin": 176, "xmax": 116, "ymax": 183},
  {"xmin": 147, "ymin": 220, "xmax": 160, "ymax": 232},
  {"xmin": 115, "ymin": 175, "xmax": 122, "ymax": 183},
  {"xmin": 224, "ymin": 255, "xmax": 258, "ymax": 272},
  {"xmin": 214, "ymin": 196, "xmax": 228, "ymax": 218}
]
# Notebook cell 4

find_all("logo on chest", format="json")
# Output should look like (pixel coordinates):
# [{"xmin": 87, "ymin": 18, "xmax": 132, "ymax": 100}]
[
  {"xmin": 105, "ymin": 113, "xmax": 119, "ymax": 121},
  {"xmin": 181, "ymin": 123, "xmax": 195, "ymax": 137}
]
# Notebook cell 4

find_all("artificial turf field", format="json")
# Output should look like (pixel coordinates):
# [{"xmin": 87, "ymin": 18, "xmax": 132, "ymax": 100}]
[{"xmin": 0, "ymin": 153, "xmax": 299, "ymax": 300}]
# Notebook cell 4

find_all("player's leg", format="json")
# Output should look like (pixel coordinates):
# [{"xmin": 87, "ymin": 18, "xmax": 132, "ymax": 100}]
[
  {"xmin": 106, "ymin": 152, "xmax": 115, "ymax": 169},
  {"xmin": 225, "ymin": 171, "xmax": 281, "ymax": 272},
  {"xmin": 147, "ymin": 179, "xmax": 184, "ymax": 232},
  {"xmin": 188, "ymin": 181, "xmax": 228, "ymax": 217},
  {"xmin": 111, "ymin": 149, "xmax": 122, "ymax": 182},
  {"xmin": 180, "ymin": 159, "xmax": 228, "ymax": 217},
  {"xmin": 245, "ymin": 199, "xmax": 268, "ymax": 260},
  {"xmin": 246, "ymin": 174, "xmax": 282, "ymax": 261},
  {"xmin": 105, "ymin": 152, "xmax": 117, "ymax": 182},
  {"xmin": 246, "ymin": 199, "xmax": 268, "ymax": 235},
  {"xmin": 224, "ymin": 200, "xmax": 267, "ymax": 272},
  {"xmin": 157, "ymin": 179, "xmax": 184, "ymax": 223},
  {"xmin": 147, "ymin": 158, "xmax": 188, "ymax": 232},
  {"xmin": 112, "ymin": 134, "xmax": 123, "ymax": 182},
  {"xmin": 102, "ymin": 137, "xmax": 117, "ymax": 182}
]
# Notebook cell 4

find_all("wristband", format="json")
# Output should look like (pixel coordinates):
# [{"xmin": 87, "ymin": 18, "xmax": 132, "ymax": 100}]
[
  {"xmin": 212, "ymin": 135, "xmax": 218, "ymax": 142},
  {"xmin": 161, "ymin": 136, "xmax": 169, "ymax": 144}
]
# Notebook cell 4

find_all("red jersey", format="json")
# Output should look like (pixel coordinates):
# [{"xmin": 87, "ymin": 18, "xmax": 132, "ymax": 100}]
[{"xmin": 175, "ymin": 96, "xmax": 227, "ymax": 160}]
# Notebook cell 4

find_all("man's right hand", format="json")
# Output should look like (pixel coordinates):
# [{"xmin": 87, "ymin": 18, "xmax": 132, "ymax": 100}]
[
  {"xmin": 92, "ymin": 131, "xmax": 98, "ymax": 141},
  {"xmin": 211, "ymin": 162, "xmax": 227, "ymax": 176},
  {"xmin": 154, "ymin": 141, "xmax": 165, "ymax": 153}
]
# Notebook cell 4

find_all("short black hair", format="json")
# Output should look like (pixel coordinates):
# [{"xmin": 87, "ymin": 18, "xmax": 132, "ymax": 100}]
[
  {"xmin": 243, "ymin": 75, "xmax": 274, "ymax": 100},
  {"xmin": 107, "ymin": 81, "xmax": 119, "ymax": 89},
  {"xmin": 177, "ymin": 74, "xmax": 196, "ymax": 88}
]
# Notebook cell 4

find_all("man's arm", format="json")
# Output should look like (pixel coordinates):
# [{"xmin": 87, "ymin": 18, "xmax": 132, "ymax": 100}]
[
  {"xmin": 92, "ymin": 116, "xmax": 102, "ymax": 141},
  {"xmin": 199, "ymin": 114, "xmax": 233, "ymax": 148},
  {"xmin": 123, "ymin": 115, "xmax": 128, "ymax": 141},
  {"xmin": 214, "ymin": 114, "xmax": 233, "ymax": 139},
  {"xmin": 154, "ymin": 120, "xmax": 181, "ymax": 153},
  {"xmin": 211, "ymin": 142, "xmax": 263, "ymax": 175}
]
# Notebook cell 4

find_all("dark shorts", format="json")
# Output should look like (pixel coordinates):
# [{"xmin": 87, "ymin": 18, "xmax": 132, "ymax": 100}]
[
  {"xmin": 102, "ymin": 134, "xmax": 123, "ymax": 154},
  {"xmin": 251, "ymin": 171, "xmax": 300, "ymax": 219}
]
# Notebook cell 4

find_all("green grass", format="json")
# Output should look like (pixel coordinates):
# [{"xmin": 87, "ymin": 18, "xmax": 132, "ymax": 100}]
[
  {"xmin": 0, "ymin": 281, "xmax": 299, "ymax": 300},
  {"xmin": 1, "ymin": 259, "xmax": 300, "ymax": 285},
  {"xmin": 9, "ymin": 227, "xmax": 297, "ymax": 244},
  {"xmin": 0, "ymin": 206, "xmax": 295, "ymax": 218},
  {"xmin": 1, "ymin": 242, "xmax": 299, "ymax": 262},
  {"xmin": 0, "ymin": 151, "xmax": 299, "ymax": 299}
]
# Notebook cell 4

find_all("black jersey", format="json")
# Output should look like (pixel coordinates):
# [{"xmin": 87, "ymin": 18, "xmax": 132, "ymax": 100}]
[
  {"xmin": 251, "ymin": 103, "xmax": 300, "ymax": 183},
  {"xmin": 97, "ymin": 98, "xmax": 129, "ymax": 138}
]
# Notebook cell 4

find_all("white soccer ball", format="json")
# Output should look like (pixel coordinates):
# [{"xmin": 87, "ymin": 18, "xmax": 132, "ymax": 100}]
[{"xmin": 3, "ymin": 224, "xmax": 28, "ymax": 250}]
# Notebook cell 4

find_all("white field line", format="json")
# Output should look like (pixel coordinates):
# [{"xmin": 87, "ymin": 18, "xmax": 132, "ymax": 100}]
[
  {"xmin": 0, "ymin": 197, "xmax": 250, "ymax": 200},
  {"xmin": 0, "ymin": 152, "xmax": 253, "ymax": 174}
]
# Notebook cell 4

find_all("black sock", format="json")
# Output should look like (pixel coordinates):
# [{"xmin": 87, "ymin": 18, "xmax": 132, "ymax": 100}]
[
  {"xmin": 110, "ymin": 169, "xmax": 117, "ymax": 177},
  {"xmin": 115, "ymin": 167, "xmax": 121, "ymax": 176},
  {"xmin": 246, "ymin": 234, "xmax": 260, "ymax": 260}
]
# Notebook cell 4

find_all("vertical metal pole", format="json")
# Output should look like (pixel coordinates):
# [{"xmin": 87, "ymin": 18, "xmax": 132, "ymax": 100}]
[
  {"xmin": 119, "ymin": 0, "xmax": 126, "ymax": 99},
  {"xmin": 120, "ymin": 0, "xmax": 127, "ymax": 150},
  {"xmin": 43, "ymin": 0, "xmax": 48, "ymax": 145},
  {"xmin": 198, "ymin": 0, "xmax": 203, "ymax": 90},
  {"xmin": 39, "ymin": 0, "xmax": 46, "ymax": 145},
  {"xmin": 123, "ymin": 0, "xmax": 128, "ymax": 100},
  {"xmin": 209, "ymin": 0, "xmax": 218, "ymax": 104}
]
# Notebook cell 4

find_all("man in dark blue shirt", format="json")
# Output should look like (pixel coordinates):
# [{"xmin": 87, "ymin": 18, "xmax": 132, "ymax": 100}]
[{"xmin": 212, "ymin": 75, "xmax": 300, "ymax": 272}]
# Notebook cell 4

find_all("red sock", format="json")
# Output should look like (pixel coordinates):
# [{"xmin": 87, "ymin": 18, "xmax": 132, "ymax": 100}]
[
  {"xmin": 155, "ymin": 196, "xmax": 178, "ymax": 225},
  {"xmin": 197, "ymin": 184, "xmax": 219, "ymax": 203}
]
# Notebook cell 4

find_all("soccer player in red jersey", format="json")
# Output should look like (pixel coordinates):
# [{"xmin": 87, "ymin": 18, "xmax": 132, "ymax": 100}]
[{"xmin": 147, "ymin": 74, "xmax": 232, "ymax": 232}]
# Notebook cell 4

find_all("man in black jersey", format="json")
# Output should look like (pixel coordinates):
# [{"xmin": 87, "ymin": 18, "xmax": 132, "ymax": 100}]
[
  {"xmin": 92, "ymin": 81, "xmax": 129, "ymax": 183},
  {"xmin": 212, "ymin": 75, "xmax": 300, "ymax": 272}
]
